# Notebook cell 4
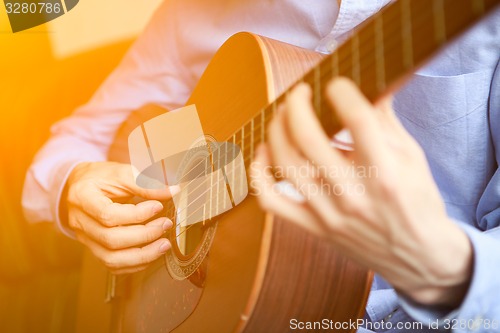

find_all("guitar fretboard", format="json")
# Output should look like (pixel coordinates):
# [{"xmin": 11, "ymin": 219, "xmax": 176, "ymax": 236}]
[{"xmin": 165, "ymin": 0, "xmax": 499, "ymax": 220}]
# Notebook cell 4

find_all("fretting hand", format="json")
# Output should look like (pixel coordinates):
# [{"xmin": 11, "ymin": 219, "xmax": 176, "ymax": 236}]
[{"xmin": 250, "ymin": 78, "xmax": 473, "ymax": 307}]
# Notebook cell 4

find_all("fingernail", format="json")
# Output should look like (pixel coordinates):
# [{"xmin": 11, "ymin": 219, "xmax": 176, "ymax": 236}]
[
  {"xmin": 159, "ymin": 241, "xmax": 170, "ymax": 253},
  {"xmin": 162, "ymin": 219, "xmax": 173, "ymax": 231},
  {"xmin": 169, "ymin": 185, "xmax": 181, "ymax": 196},
  {"xmin": 152, "ymin": 203, "xmax": 163, "ymax": 214}
]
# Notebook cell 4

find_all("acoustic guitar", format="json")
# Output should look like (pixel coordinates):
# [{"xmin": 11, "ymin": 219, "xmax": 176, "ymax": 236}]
[{"xmin": 75, "ymin": 1, "xmax": 500, "ymax": 332}]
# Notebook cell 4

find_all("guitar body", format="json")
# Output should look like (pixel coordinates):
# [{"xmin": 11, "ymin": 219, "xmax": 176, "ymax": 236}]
[
  {"xmin": 73, "ymin": 1, "xmax": 500, "ymax": 332},
  {"xmin": 76, "ymin": 32, "xmax": 372, "ymax": 333},
  {"xmin": 165, "ymin": 33, "xmax": 371, "ymax": 333}
]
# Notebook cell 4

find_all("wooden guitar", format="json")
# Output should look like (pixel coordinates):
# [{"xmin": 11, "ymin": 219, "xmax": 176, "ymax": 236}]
[{"xmin": 75, "ymin": 1, "xmax": 500, "ymax": 332}]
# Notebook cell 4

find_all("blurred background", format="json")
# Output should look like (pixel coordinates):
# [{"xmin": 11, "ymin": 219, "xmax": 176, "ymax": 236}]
[{"xmin": 0, "ymin": 1, "xmax": 161, "ymax": 331}]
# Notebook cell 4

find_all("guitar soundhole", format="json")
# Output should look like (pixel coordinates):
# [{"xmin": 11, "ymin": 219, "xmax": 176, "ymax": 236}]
[
  {"xmin": 175, "ymin": 220, "xmax": 205, "ymax": 256},
  {"xmin": 174, "ymin": 153, "xmax": 212, "ymax": 257},
  {"xmin": 166, "ymin": 136, "xmax": 218, "ymax": 281}
]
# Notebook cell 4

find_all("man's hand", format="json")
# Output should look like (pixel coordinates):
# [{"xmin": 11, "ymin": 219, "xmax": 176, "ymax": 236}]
[
  {"xmin": 250, "ymin": 78, "xmax": 473, "ymax": 307},
  {"xmin": 66, "ymin": 161, "xmax": 176, "ymax": 274}
]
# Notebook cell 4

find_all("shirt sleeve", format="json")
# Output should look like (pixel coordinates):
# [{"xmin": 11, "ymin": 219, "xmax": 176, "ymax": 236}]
[
  {"xmin": 399, "ymin": 59, "xmax": 500, "ymax": 332},
  {"xmin": 399, "ymin": 225, "xmax": 500, "ymax": 332},
  {"xmin": 22, "ymin": 0, "xmax": 193, "ymax": 237}
]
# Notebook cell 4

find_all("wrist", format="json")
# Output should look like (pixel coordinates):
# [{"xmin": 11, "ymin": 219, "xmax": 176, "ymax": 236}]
[
  {"xmin": 405, "ymin": 221, "xmax": 473, "ymax": 308},
  {"xmin": 51, "ymin": 160, "xmax": 92, "ymax": 239},
  {"xmin": 67, "ymin": 161, "xmax": 92, "ymax": 186},
  {"xmin": 63, "ymin": 161, "xmax": 94, "ymax": 232}
]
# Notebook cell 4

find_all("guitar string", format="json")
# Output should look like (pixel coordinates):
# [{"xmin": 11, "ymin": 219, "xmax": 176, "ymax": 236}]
[
  {"xmin": 180, "ymin": 0, "xmax": 494, "ymax": 225},
  {"xmin": 172, "ymin": 0, "xmax": 496, "ymax": 241},
  {"xmin": 169, "ymin": 1, "xmax": 451, "ymax": 239},
  {"xmin": 168, "ymin": 0, "xmax": 464, "ymax": 240},
  {"xmin": 165, "ymin": 0, "xmax": 437, "ymax": 220},
  {"xmin": 165, "ymin": 0, "xmax": 416, "ymax": 219},
  {"xmin": 167, "ymin": 0, "xmax": 438, "ymax": 234},
  {"xmin": 110, "ymin": 0, "xmax": 484, "ymax": 288}
]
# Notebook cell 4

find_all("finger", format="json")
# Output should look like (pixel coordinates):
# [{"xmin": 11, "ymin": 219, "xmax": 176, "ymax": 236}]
[
  {"xmin": 81, "ymin": 187, "xmax": 165, "ymax": 227},
  {"xmin": 378, "ymin": 98, "xmax": 418, "ymax": 148},
  {"xmin": 267, "ymin": 110, "xmax": 309, "ymax": 184},
  {"xmin": 267, "ymin": 110, "xmax": 345, "ymax": 217},
  {"xmin": 375, "ymin": 95, "xmax": 404, "ymax": 133},
  {"xmin": 284, "ymin": 83, "xmax": 347, "ymax": 169},
  {"xmin": 326, "ymin": 77, "xmax": 385, "ymax": 161},
  {"xmin": 73, "ymin": 214, "xmax": 172, "ymax": 250},
  {"xmin": 250, "ymin": 145, "xmax": 325, "ymax": 236},
  {"xmin": 282, "ymin": 84, "xmax": 359, "ymax": 196},
  {"xmin": 118, "ymin": 163, "xmax": 180, "ymax": 201},
  {"xmin": 76, "ymin": 232, "xmax": 171, "ymax": 270},
  {"xmin": 375, "ymin": 94, "xmax": 394, "ymax": 113}
]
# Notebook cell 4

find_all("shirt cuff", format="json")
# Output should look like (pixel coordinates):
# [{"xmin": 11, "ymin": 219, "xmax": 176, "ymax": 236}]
[
  {"xmin": 51, "ymin": 160, "xmax": 86, "ymax": 239},
  {"xmin": 399, "ymin": 222, "xmax": 500, "ymax": 331}
]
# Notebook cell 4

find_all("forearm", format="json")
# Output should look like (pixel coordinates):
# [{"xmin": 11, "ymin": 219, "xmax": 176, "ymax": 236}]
[
  {"xmin": 22, "ymin": 0, "xmax": 191, "ymax": 233},
  {"xmin": 395, "ymin": 221, "xmax": 473, "ymax": 308},
  {"xmin": 399, "ymin": 223, "xmax": 500, "ymax": 332}
]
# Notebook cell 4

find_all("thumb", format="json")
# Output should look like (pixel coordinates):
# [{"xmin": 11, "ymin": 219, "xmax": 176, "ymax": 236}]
[
  {"xmin": 136, "ymin": 174, "xmax": 180, "ymax": 200},
  {"xmin": 119, "ymin": 163, "xmax": 180, "ymax": 201}
]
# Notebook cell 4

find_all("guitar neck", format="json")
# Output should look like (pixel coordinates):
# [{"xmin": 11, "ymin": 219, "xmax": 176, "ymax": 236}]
[
  {"xmin": 163, "ymin": 0, "xmax": 499, "ymax": 218},
  {"xmin": 230, "ymin": 0, "xmax": 499, "ymax": 167}
]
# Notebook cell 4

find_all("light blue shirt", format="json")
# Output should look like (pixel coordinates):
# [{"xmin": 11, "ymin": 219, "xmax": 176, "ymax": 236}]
[{"xmin": 360, "ymin": 7, "xmax": 500, "ymax": 333}]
